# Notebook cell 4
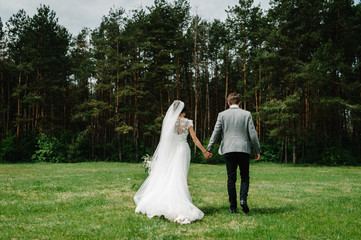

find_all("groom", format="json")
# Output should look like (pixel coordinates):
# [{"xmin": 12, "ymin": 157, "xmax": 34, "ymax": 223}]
[{"xmin": 204, "ymin": 93, "xmax": 261, "ymax": 214}]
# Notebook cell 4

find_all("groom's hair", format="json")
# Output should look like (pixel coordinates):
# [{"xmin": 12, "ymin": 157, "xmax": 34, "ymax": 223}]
[{"xmin": 227, "ymin": 93, "xmax": 241, "ymax": 105}]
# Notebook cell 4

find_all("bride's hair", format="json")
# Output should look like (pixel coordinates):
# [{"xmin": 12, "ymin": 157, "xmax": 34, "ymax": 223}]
[
  {"xmin": 173, "ymin": 100, "xmax": 186, "ymax": 114},
  {"xmin": 173, "ymin": 100, "xmax": 181, "ymax": 109},
  {"xmin": 181, "ymin": 106, "xmax": 186, "ymax": 114}
]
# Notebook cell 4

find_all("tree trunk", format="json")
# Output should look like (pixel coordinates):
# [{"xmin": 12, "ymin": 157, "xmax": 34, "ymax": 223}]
[
  {"xmin": 292, "ymin": 139, "xmax": 297, "ymax": 164},
  {"xmin": 134, "ymin": 103, "xmax": 139, "ymax": 162},
  {"xmin": 115, "ymin": 41, "xmax": 122, "ymax": 162},
  {"xmin": 302, "ymin": 143, "xmax": 305, "ymax": 160},
  {"xmin": 285, "ymin": 138, "xmax": 288, "ymax": 164},
  {"xmin": 280, "ymin": 140, "xmax": 285, "ymax": 163},
  {"xmin": 35, "ymin": 103, "xmax": 40, "ymax": 128},
  {"xmin": 259, "ymin": 92, "xmax": 262, "ymax": 137},
  {"xmin": 305, "ymin": 91, "xmax": 309, "ymax": 130},
  {"xmin": 23, "ymin": 106, "xmax": 27, "ymax": 132},
  {"xmin": 6, "ymin": 80, "xmax": 10, "ymax": 135},
  {"xmin": 167, "ymin": 76, "xmax": 171, "ymax": 106},
  {"xmin": 185, "ymin": 65, "xmax": 193, "ymax": 114},
  {"xmin": 51, "ymin": 102, "xmax": 55, "ymax": 130},
  {"xmin": 206, "ymin": 67, "xmax": 210, "ymax": 136},
  {"xmin": 194, "ymin": 16, "xmax": 198, "ymax": 153},
  {"xmin": 1, "ymin": 66, "xmax": 4, "ymax": 138},
  {"xmin": 134, "ymin": 60, "xmax": 140, "ymax": 162},
  {"xmin": 103, "ymin": 129, "xmax": 107, "ymax": 161},
  {"xmin": 160, "ymin": 89, "xmax": 163, "ymax": 113},
  {"xmin": 199, "ymin": 86, "xmax": 203, "ymax": 140},
  {"xmin": 96, "ymin": 117, "xmax": 99, "ymax": 146},
  {"xmin": 115, "ymin": 84, "xmax": 122, "ymax": 162},
  {"xmin": 335, "ymin": 9, "xmax": 339, "ymax": 43},
  {"xmin": 176, "ymin": 54, "xmax": 180, "ymax": 99},
  {"xmin": 35, "ymin": 68, "xmax": 40, "ymax": 128},
  {"xmin": 215, "ymin": 56, "xmax": 219, "ymax": 115},
  {"xmin": 259, "ymin": 84, "xmax": 262, "ymax": 140},
  {"xmin": 224, "ymin": 53, "xmax": 229, "ymax": 110},
  {"xmin": 243, "ymin": 36, "xmax": 247, "ymax": 110},
  {"xmin": 17, "ymin": 71, "xmax": 22, "ymax": 148},
  {"xmin": 23, "ymin": 75, "xmax": 28, "ymax": 131},
  {"xmin": 31, "ymin": 105, "xmax": 35, "ymax": 129},
  {"xmin": 63, "ymin": 87, "xmax": 67, "ymax": 130},
  {"xmin": 255, "ymin": 65, "xmax": 261, "ymax": 140},
  {"xmin": 91, "ymin": 120, "xmax": 95, "ymax": 161},
  {"xmin": 117, "ymin": 132, "xmax": 122, "ymax": 162}
]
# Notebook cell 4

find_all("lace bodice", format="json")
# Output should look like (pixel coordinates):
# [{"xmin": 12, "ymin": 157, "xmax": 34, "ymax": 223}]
[{"xmin": 174, "ymin": 117, "xmax": 193, "ymax": 137}]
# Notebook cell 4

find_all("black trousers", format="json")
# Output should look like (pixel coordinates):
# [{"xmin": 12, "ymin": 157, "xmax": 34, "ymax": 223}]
[{"xmin": 224, "ymin": 152, "xmax": 250, "ymax": 209}]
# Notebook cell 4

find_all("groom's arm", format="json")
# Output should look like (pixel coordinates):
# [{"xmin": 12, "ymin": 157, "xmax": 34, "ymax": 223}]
[
  {"xmin": 247, "ymin": 113, "xmax": 261, "ymax": 154},
  {"xmin": 206, "ymin": 113, "xmax": 222, "ymax": 153}
]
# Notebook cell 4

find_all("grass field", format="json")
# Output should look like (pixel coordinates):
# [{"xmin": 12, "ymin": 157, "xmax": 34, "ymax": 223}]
[{"xmin": 0, "ymin": 162, "xmax": 360, "ymax": 239}]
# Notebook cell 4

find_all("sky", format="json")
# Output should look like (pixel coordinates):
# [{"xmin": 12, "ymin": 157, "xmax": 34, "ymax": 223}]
[{"xmin": 0, "ymin": 0, "xmax": 271, "ymax": 35}]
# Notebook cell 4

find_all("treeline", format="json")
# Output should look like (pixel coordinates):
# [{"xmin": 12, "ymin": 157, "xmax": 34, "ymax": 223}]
[{"xmin": 1, "ymin": 0, "xmax": 360, "ymax": 165}]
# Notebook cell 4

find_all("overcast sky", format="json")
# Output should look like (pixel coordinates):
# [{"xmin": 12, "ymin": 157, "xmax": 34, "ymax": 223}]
[{"xmin": 0, "ymin": 0, "xmax": 271, "ymax": 35}]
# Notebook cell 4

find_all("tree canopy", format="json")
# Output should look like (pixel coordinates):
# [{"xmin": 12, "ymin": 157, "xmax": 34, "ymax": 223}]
[{"xmin": 1, "ymin": 0, "xmax": 360, "ymax": 165}]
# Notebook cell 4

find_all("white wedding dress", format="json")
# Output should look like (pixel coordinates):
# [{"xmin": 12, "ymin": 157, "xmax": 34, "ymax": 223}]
[{"xmin": 134, "ymin": 101, "xmax": 204, "ymax": 224}]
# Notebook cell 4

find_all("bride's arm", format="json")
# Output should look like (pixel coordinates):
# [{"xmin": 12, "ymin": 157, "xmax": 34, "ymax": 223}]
[{"xmin": 188, "ymin": 126, "xmax": 208, "ymax": 154}]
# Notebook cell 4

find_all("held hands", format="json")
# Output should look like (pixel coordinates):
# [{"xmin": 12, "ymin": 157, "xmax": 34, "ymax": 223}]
[
  {"xmin": 204, "ymin": 152, "xmax": 258, "ymax": 160},
  {"xmin": 203, "ymin": 151, "xmax": 213, "ymax": 159}
]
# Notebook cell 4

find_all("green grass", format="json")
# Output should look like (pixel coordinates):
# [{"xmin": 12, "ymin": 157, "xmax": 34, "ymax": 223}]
[{"xmin": 1, "ymin": 162, "xmax": 360, "ymax": 239}]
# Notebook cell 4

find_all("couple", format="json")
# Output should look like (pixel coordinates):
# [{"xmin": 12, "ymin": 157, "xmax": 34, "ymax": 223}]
[{"xmin": 134, "ymin": 93, "xmax": 261, "ymax": 224}]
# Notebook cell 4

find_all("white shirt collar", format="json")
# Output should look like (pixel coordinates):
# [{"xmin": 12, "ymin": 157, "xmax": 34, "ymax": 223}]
[{"xmin": 229, "ymin": 105, "xmax": 240, "ymax": 109}]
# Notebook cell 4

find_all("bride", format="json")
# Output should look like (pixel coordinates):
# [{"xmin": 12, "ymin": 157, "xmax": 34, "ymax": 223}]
[{"xmin": 134, "ymin": 100, "xmax": 210, "ymax": 224}]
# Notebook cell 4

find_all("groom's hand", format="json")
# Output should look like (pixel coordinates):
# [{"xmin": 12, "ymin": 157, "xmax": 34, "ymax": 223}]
[
  {"xmin": 254, "ymin": 153, "xmax": 260, "ymax": 161},
  {"xmin": 204, "ymin": 151, "xmax": 212, "ymax": 159}
]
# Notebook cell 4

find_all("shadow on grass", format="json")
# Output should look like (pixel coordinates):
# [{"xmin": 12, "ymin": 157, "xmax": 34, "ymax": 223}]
[
  {"xmin": 200, "ymin": 205, "xmax": 229, "ymax": 215},
  {"xmin": 248, "ymin": 205, "xmax": 296, "ymax": 215},
  {"xmin": 200, "ymin": 205, "xmax": 296, "ymax": 216}
]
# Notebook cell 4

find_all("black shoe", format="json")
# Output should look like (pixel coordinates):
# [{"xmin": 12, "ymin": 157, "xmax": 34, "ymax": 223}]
[
  {"xmin": 229, "ymin": 208, "xmax": 237, "ymax": 214},
  {"xmin": 240, "ymin": 200, "xmax": 249, "ymax": 214}
]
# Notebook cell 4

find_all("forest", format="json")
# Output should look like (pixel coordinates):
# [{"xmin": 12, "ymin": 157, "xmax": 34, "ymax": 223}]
[{"xmin": 0, "ymin": 0, "xmax": 360, "ymax": 165}]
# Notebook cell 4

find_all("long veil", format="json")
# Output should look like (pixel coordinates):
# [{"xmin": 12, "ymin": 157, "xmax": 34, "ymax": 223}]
[{"xmin": 134, "ymin": 100, "xmax": 184, "ymax": 204}]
